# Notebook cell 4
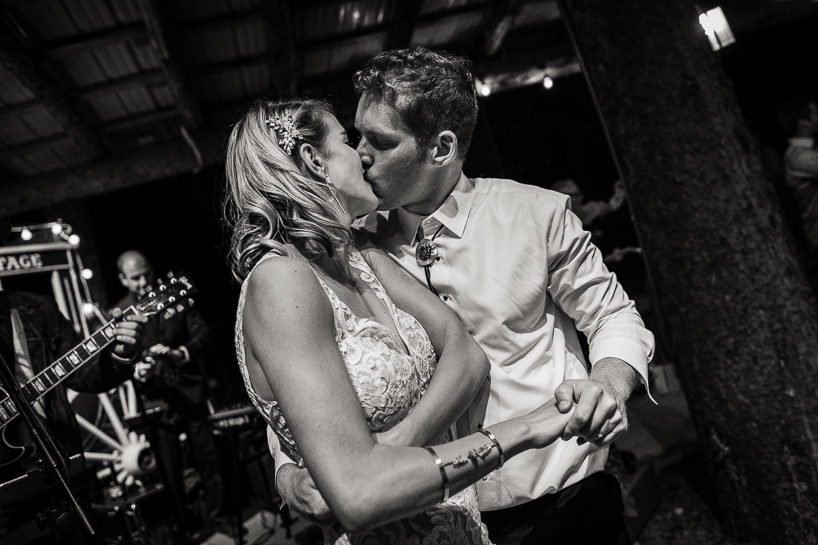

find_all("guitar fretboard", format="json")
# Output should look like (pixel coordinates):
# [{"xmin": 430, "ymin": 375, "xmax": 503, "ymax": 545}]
[{"xmin": 0, "ymin": 308, "xmax": 134, "ymax": 427}]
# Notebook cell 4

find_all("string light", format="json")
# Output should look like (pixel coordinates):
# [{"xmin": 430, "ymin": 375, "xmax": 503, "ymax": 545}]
[
  {"xmin": 20, "ymin": 229, "xmax": 32, "ymax": 240},
  {"xmin": 81, "ymin": 269, "xmax": 93, "ymax": 280},
  {"xmin": 480, "ymin": 83, "xmax": 491, "ymax": 97},
  {"xmin": 51, "ymin": 223, "xmax": 63, "ymax": 234},
  {"xmin": 68, "ymin": 234, "xmax": 80, "ymax": 245},
  {"xmin": 543, "ymin": 76, "xmax": 554, "ymax": 90}
]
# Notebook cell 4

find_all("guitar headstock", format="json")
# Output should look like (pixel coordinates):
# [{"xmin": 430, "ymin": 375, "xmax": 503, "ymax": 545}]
[{"xmin": 135, "ymin": 272, "xmax": 197, "ymax": 319}]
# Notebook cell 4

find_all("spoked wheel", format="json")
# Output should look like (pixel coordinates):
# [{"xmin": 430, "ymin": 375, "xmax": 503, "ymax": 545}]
[{"xmin": 69, "ymin": 380, "xmax": 157, "ymax": 489}]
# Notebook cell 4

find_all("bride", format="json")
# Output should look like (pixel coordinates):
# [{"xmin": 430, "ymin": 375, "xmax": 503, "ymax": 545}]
[{"xmin": 223, "ymin": 97, "xmax": 574, "ymax": 544}]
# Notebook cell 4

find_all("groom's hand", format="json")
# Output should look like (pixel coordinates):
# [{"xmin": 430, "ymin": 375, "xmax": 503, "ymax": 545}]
[
  {"xmin": 554, "ymin": 357, "xmax": 639, "ymax": 447},
  {"xmin": 277, "ymin": 464, "xmax": 336, "ymax": 527}
]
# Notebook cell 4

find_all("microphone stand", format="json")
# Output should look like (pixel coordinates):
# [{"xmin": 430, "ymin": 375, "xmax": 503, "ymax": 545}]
[{"xmin": 0, "ymin": 352, "xmax": 96, "ymax": 539}]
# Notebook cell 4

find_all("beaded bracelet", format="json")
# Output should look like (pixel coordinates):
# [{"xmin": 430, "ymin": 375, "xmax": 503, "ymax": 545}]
[
  {"xmin": 478, "ymin": 429, "xmax": 504, "ymax": 468},
  {"xmin": 425, "ymin": 446, "xmax": 450, "ymax": 502}
]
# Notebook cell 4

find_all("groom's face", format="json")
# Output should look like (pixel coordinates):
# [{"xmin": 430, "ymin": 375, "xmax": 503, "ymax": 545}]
[{"xmin": 355, "ymin": 93, "xmax": 431, "ymax": 211}]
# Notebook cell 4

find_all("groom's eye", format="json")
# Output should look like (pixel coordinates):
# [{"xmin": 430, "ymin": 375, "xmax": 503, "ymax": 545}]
[{"xmin": 347, "ymin": 129, "xmax": 362, "ymax": 148}]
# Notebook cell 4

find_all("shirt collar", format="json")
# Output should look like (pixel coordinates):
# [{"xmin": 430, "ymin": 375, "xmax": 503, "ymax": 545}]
[
  {"xmin": 395, "ymin": 172, "xmax": 475, "ymax": 243},
  {"xmin": 788, "ymin": 137, "xmax": 815, "ymax": 149}
]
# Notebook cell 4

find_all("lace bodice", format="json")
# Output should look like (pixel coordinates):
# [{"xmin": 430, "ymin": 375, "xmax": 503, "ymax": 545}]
[{"xmin": 235, "ymin": 248, "xmax": 491, "ymax": 545}]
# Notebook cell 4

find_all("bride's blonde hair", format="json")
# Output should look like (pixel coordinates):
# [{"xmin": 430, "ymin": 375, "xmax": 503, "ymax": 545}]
[{"xmin": 224, "ymin": 98, "xmax": 353, "ymax": 282}]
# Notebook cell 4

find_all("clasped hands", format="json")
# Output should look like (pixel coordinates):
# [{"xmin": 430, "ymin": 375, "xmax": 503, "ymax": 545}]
[{"xmin": 276, "ymin": 373, "xmax": 630, "ymax": 527}]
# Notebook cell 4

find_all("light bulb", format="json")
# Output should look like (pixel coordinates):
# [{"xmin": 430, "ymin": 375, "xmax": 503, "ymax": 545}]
[
  {"xmin": 480, "ymin": 83, "xmax": 491, "ymax": 97},
  {"xmin": 51, "ymin": 223, "xmax": 63, "ymax": 234},
  {"xmin": 21, "ymin": 229, "xmax": 32, "ymax": 241},
  {"xmin": 543, "ymin": 76, "xmax": 554, "ymax": 89},
  {"xmin": 82, "ymin": 303, "xmax": 96, "ymax": 315},
  {"xmin": 81, "ymin": 269, "xmax": 93, "ymax": 280},
  {"xmin": 68, "ymin": 234, "xmax": 80, "ymax": 245}
]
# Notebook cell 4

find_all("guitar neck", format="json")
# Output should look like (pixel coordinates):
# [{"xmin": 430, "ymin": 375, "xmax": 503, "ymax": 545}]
[{"xmin": 0, "ymin": 306, "xmax": 136, "ymax": 427}]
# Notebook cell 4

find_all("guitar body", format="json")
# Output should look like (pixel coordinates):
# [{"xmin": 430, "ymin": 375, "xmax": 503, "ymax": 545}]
[{"xmin": 0, "ymin": 386, "xmax": 35, "ymax": 477}]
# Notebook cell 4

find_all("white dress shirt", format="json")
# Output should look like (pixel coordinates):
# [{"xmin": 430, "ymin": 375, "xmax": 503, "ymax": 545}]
[{"xmin": 359, "ymin": 173, "xmax": 654, "ymax": 510}]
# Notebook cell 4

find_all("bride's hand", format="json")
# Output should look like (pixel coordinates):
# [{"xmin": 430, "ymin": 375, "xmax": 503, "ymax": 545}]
[{"xmin": 524, "ymin": 398, "xmax": 576, "ymax": 449}]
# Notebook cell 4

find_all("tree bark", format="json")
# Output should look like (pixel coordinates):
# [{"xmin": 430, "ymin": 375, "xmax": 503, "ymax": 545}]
[{"xmin": 559, "ymin": 0, "xmax": 818, "ymax": 542}]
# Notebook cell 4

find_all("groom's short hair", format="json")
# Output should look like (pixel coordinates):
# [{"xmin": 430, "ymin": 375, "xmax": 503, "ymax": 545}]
[{"xmin": 353, "ymin": 47, "xmax": 479, "ymax": 159}]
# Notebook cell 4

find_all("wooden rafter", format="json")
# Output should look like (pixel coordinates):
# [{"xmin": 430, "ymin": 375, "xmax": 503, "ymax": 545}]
[
  {"xmin": 0, "ymin": 130, "xmax": 227, "ymax": 218},
  {"xmin": 44, "ymin": 24, "xmax": 149, "ymax": 57},
  {"xmin": 0, "ymin": 100, "xmax": 43, "ymax": 124},
  {"xmin": 0, "ymin": 33, "xmax": 106, "ymax": 159},
  {"xmin": 0, "ymin": 134, "xmax": 75, "ymax": 162},
  {"xmin": 137, "ymin": 0, "xmax": 202, "ymax": 130},
  {"xmin": 477, "ymin": 0, "xmax": 530, "ymax": 58},
  {"xmin": 101, "ymin": 108, "xmax": 180, "ymax": 134},
  {"xmin": 72, "ymin": 69, "xmax": 166, "ymax": 101}
]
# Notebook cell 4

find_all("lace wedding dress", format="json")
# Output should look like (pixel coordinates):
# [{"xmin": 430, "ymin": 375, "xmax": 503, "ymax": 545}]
[{"xmin": 235, "ymin": 248, "xmax": 492, "ymax": 545}]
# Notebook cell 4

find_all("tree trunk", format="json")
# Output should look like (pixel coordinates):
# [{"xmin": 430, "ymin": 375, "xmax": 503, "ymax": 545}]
[{"xmin": 559, "ymin": 1, "xmax": 818, "ymax": 542}]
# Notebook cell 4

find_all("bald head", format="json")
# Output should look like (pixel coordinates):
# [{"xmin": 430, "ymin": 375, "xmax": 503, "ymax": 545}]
[{"xmin": 117, "ymin": 250, "xmax": 154, "ymax": 297}]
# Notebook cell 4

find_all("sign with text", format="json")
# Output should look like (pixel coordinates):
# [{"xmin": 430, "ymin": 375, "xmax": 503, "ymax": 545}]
[{"xmin": 0, "ymin": 247, "xmax": 71, "ymax": 277}]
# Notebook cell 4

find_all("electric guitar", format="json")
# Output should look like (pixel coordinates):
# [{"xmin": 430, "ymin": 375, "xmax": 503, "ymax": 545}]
[{"xmin": 0, "ymin": 273, "xmax": 197, "ymax": 468}]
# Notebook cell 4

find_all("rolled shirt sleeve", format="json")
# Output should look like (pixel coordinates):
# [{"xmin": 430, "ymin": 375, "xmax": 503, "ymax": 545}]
[{"xmin": 546, "ymin": 200, "xmax": 654, "ymax": 396}]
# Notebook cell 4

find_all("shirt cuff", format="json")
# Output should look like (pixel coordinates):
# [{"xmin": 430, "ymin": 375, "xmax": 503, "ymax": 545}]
[
  {"xmin": 589, "ymin": 336, "xmax": 656, "ymax": 404},
  {"xmin": 268, "ymin": 427, "xmax": 297, "ymax": 495},
  {"xmin": 178, "ymin": 345, "xmax": 190, "ymax": 364}
]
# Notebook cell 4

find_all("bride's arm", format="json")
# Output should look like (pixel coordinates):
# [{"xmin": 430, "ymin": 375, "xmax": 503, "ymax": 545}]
[
  {"xmin": 245, "ymin": 256, "xmax": 569, "ymax": 533},
  {"xmin": 362, "ymin": 246, "xmax": 490, "ymax": 447}
]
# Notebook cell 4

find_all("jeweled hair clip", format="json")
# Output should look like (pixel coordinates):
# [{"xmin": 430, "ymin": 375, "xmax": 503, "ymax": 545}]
[{"xmin": 265, "ymin": 110, "xmax": 303, "ymax": 155}]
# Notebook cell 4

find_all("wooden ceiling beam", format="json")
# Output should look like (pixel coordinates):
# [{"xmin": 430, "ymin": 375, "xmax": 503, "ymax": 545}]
[
  {"xmin": 0, "ymin": 33, "xmax": 107, "ymax": 158},
  {"xmin": 0, "ymin": 130, "xmax": 227, "ymax": 219},
  {"xmin": 477, "ymin": 0, "xmax": 530, "ymax": 58},
  {"xmin": 72, "ymin": 69, "xmax": 167, "ymax": 100},
  {"xmin": 0, "ymin": 99, "xmax": 43, "ymax": 123},
  {"xmin": 0, "ymin": 134, "xmax": 75, "ymax": 162},
  {"xmin": 43, "ymin": 24, "xmax": 149, "ymax": 57},
  {"xmin": 137, "ymin": 0, "xmax": 202, "ymax": 130},
  {"xmin": 100, "ymin": 108, "xmax": 180, "ymax": 134}
]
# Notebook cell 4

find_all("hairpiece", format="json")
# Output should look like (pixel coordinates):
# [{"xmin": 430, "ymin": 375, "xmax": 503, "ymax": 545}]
[{"xmin": 266, "ymin": 110, "xmax": 303, "ymax": 155}]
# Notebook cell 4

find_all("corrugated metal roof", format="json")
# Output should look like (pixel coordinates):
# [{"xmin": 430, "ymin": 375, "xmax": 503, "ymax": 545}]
[
  {"xmin": 0, "ymin": 0, "xmax": 603, "ymax": 184},
  {"xmin": 297, "ymin": 0, "xmax": 391, "ymax": 43}
]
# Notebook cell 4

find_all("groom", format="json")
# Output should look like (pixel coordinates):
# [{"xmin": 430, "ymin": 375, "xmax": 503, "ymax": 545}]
[{"xmin": 274, "ymin": 47, "xmax": 654, "ymax": 544}]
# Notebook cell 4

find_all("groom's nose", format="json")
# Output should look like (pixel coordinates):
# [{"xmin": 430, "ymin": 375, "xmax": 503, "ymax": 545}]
[{"xmin": 356, "ymin": 140, "xmax": 372, "ymax": 167}]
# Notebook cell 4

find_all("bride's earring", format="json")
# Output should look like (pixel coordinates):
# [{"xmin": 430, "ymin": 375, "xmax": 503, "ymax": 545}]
[{"xmin": 324, "ymin": 174, "xmax": 347, "ymax": 214}]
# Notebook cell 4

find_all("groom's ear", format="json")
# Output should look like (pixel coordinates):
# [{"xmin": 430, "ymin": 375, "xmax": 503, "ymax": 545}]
[
  {"xmin": 430, "ymin": 130, "xmax": 458, "ymax": 167},
  {"xmin": 298, "ymin": 143, "xmax": 326, "ymax": 179}
]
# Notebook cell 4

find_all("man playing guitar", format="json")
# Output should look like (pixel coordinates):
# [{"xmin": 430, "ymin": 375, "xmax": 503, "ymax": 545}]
[{"xmin": 111, "ymin": 250, "xmax": 229, "ymax": 539}]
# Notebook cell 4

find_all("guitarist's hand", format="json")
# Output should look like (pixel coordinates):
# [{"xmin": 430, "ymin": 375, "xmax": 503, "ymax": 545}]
[
  {"xmin": 109, "ymin": 308, "xmax": 148, "ymax": 361},
  {"xmin": 148, "ymin": 343, "xmax": 186, "ymax": 364}
]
